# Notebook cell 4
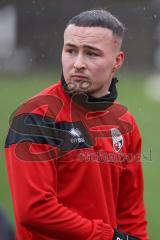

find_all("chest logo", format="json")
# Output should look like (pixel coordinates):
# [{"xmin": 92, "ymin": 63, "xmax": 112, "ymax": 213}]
[
  {"xmin": 69, "ymin": 128, "xmax": 85, "ymax": 143},
  {"xmin": 111, "ymin": 128, "xmax": 123, "ymax": 152}
]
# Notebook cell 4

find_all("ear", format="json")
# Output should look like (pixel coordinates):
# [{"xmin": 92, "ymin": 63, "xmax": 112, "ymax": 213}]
[{"xmin": 113, "ymin": 51, "xmax": 125, "ymax": 72}]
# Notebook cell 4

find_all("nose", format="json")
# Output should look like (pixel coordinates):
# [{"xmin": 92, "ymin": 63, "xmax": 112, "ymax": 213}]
[{"xmin": 73, "ymin": 53, "xmax": 86, "ymax": 70}]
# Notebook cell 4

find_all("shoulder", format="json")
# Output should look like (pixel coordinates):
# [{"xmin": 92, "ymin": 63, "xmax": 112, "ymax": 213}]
[
  {"xmin": 7, "ymin": 81, "xmax": 64, "ymax": 135},
  {"xmin": 12, "ymin": 81, "xmax": 64, "ymax": 118},
  {"xmin": 5, "ymin": 81, "xmax": 63, "ymax": 148},
  {"xmin": 113, "ymin": 101, "xmax": 140, "ymax": 133},
  {"xmin": 123, "ymin": 110, "xmax": 140, "ymax": 136}
]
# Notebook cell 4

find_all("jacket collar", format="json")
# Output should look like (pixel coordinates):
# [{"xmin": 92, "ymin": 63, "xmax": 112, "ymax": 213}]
[{"xmin": 61, "ymin": 73, "xmax": 118, "ymax": 111}]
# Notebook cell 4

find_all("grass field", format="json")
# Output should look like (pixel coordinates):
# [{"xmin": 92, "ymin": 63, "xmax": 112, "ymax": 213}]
[{"xmin": 0, "ymin": 71, "xmax": 159, "ymax": 239}]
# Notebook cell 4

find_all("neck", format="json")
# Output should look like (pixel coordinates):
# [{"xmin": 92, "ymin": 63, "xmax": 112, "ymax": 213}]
[{"xmin": 61, "ymin": 73, "xmax": 118, "ymax": 111}]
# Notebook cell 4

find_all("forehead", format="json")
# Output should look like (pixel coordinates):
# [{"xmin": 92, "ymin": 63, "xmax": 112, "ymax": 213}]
[{"xmin": 63, "ymin": 24, "xmax": 114, "ymax": 46}]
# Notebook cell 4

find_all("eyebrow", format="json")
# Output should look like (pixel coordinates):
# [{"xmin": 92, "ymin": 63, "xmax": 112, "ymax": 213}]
[{"xmin": 64, "ymin": 43, "xmax": 103, "ymax": 53}]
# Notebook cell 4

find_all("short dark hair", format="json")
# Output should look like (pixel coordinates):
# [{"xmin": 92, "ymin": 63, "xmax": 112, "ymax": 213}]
[{"xmin": 66, "ymin": 9, "xmax": 126, "ymax": 39}]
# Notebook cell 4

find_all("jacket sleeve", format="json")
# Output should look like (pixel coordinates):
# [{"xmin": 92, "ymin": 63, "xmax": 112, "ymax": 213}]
[
  {"xmin": 5, "ymin": 113, "xmax": 113, "ymax": 240},
  {"xmin": 116, "ymin": 117, "xmax": 149, "ymax": 240}
]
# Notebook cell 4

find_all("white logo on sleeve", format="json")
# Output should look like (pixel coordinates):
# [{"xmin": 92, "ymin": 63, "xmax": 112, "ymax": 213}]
[{"xmin": 111, "ymin": 128, "xmax": 123, "ymax": 152}]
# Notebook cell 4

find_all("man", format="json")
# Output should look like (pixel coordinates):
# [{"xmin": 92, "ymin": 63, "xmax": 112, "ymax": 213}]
[{"xmin": 5, "ymin": 9, "xmax": 148, "ymax": 240}]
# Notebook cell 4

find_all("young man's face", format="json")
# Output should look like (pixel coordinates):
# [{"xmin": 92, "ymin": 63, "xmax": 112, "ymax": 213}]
[{"xmin": 62, "ymin": 24, "xmax": 124, "ymax": 98}]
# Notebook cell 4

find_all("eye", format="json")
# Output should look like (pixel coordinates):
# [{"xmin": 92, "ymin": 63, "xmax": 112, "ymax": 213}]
[
  {"xmin": 86, "ymin": 51, "xmax": 98, "ymax": 57},
  {"xmin": 65, "ymin": 48, "xmax": 76, "ymax": 54}
]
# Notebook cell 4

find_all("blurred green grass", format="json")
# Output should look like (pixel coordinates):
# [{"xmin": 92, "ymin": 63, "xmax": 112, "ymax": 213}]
[{"xmin": 0, "ymin": 71, "xmax": 159, "ymax": 239}]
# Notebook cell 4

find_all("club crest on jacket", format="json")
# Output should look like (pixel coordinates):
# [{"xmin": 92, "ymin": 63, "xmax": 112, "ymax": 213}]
[{"xmin": 111, "ymin": 128, "xmax": 123, "ymax": 152}]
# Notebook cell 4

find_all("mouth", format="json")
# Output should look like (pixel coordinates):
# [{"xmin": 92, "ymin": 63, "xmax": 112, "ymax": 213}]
[
  {"xmin": 71, "ymin": 75, "xmax": 88, "ymax": 81},
  {"xmin": 67, "ymin": 76, "xmax": 92, "ymax": 92}
]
